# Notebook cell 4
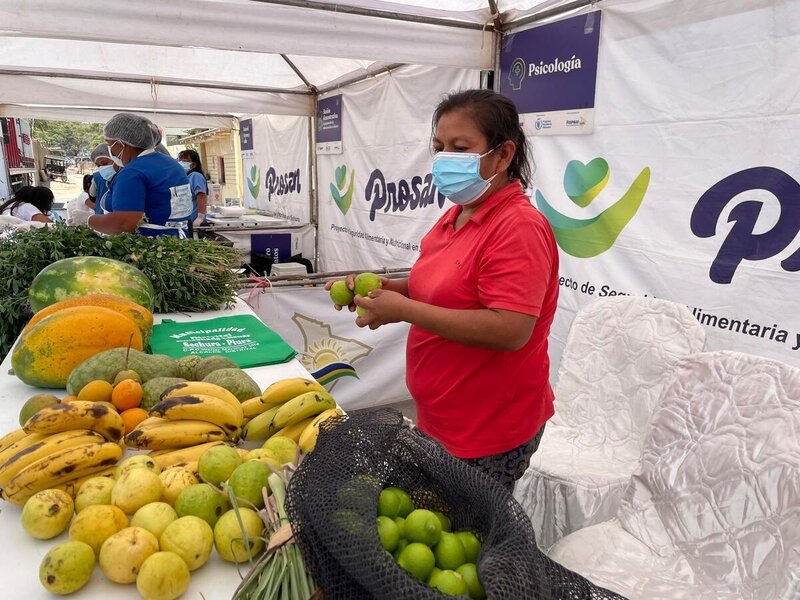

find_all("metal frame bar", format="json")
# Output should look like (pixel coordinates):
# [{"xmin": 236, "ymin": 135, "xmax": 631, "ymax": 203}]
[
  {"xmin": 506, "ymin": 0, "xmax": 600, "ymax": 30},
  {"xmin": 317, "ymin": 63, "xmax": 406, "ymax": 95},
  {"xmin": 280, "ymin": 54, "xmax": 317, "ymax": 93}
]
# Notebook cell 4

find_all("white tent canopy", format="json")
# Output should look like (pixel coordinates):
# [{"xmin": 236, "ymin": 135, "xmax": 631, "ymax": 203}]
[{"xmin": 0, "ymin": 0, "xmax": 590, "ymax": 123}]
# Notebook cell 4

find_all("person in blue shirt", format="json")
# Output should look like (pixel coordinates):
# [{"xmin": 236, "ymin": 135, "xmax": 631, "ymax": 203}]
[
  {"xmin": 87, "ymin": 113, "xmax": 192, "ymax": 237},
  {"xmin": 87, "ymin": 143, "xmax": 118, "ymax": 214},
  {"xmin": 177, "ymin": 149, "xmax": 209, "ymax": 237}
]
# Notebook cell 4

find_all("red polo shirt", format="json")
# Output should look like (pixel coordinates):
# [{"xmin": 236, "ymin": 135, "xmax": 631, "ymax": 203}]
[{"xmin": 406, "ymin": 181, "xmax": 559, "ymax": 458}]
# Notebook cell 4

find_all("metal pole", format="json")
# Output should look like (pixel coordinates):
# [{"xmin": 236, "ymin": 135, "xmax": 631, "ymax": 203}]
[
  {"xmin": 309, "ymin": 97, "xmax": 320, "ymax": 272},
  {"xmin": 317, "ymin": 63, "xmax": 406, "ymax": 95},
  {"xmin": 506, "ymin": 0, "xmax": 600, "ymax": 31}
]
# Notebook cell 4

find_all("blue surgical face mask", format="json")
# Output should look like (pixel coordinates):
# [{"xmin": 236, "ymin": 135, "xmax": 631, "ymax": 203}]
[
  {"xmin": 431, "ymin": 147, "xmax": 499, "ymax": 205},
  {"xmin": 178, "ymin": 161, "xmax": 192, "ymax": 172},
  {"xmin": 97, "ymin": 165, "xmax": 116, "ymax": 181}
]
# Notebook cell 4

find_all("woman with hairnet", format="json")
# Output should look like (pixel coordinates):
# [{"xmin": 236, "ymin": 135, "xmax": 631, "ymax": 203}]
[
  {"xmin": 87, "ymin": 113, "xmax": 192, "ymax": 237},
  {"xmin": 87, "ymin": 142, "xmax": 118, "ymax": 214}
]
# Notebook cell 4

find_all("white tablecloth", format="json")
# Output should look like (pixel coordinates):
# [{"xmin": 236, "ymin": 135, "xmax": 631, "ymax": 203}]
[{"xmin": 0, "ymin": 297, "xmax": 312, "ymax": 598}]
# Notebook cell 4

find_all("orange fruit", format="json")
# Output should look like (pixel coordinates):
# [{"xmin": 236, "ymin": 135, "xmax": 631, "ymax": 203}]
[
  {"xmin": 111, "ymin": 379, "xmax": 144, "ymax": 411},
  {"xmin": 120, "ymin": 408, "xmax": 149, "ymax": 434},
  {"xmin": 77, "ymin": 380, "xmax": 114, "ymax": 403}
]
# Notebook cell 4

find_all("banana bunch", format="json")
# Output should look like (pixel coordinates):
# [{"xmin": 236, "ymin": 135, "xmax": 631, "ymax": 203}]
[
  {"xmin": 147, "ymin": 440, "xmax": 228, "ymax": 473},
  {"xmin": 0, "ymin": 426, "xmax": 122, "ymax": 506},
  {"xmin": 126, "ymin": 382, "xmax": 244, "ymax": 450},
  {"xmin": 242, "ymin": 377, "xmax": 338, "ymax": 442},
  {"xmin": 298, "ymin": 408, "xmax": 346, "ymax": 453}
]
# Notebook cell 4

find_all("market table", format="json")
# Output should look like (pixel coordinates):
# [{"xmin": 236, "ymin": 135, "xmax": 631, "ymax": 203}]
[{"xmin": 0, "ymin": 297, "xmax": 312, "ymax": 598}]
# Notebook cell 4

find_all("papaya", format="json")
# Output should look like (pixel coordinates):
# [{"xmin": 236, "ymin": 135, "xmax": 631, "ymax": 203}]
[
  {"xmin": 21, "ymin": 293, "xmax": 154, "ymax": 347},
  {"xmin": 67, "ymin": 348, "xmax": 181, "ymax": 396},
  {"xmin": 11, "ymin": 306, "xmax": 143, "ymax": 389}
]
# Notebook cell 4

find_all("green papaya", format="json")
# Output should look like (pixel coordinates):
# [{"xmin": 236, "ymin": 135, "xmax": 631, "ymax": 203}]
[{"xmin": 66, "ymin": 348, "xmax": 180, "ymax": 395}]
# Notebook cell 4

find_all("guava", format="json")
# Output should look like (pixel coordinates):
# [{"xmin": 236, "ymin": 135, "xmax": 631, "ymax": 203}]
[
  {"xmin": 261, "ymin": 435, "xmax": 298, "ymax": 465},
  {"xmin": 198, "ymin": 445, "xmax": 242, "ymax": 486},
  {"xmin": 74, "ymin": 476, "xmax": 115, "ymax": 512},
  {"xmin": 159, "ymin": 515, "xmax": 214, "ymax": 571},
  {"xmin": 19, "ymin": 393, "xmax": 60, "ymax": 427},
  {"xmin": 115, "ymin": 454, "xmax": 162, "ymax": 479},
  {"xmin": 69, "ymin": 504, "xmax": 129, "ymax": 555},
  {"xmin": 354, "ymin": 272, "xmax": 382, "ymax": 297},
  {"xmin": 136, "ymin": 551, "xmax": 190, "ymax": 600},
  {"xmin": 245, "ymin": 448, "xmax": 282, "ymax": 470},
  {"xmin": 39, "ymin": 541, "xmax": 95, "ymax": 595},
  {"xmin": 21, "ymin": 489, "xmax": 74, "ymax": 539},
  {"xmin": 329, "ymin": 280, "xmax": 354, "ymax": 307},
  {"xmin": 213, "ymin": 508, "xmax": 265, "ymax": 563},
  {"xmin": 159, "ymin": 467, "xmax": 199, "ymax": 505},
  {"xmin": 174, "ymin": 483, "xmax": 230, "ymax": 528},
  {"xmin": 112, "ymin": 468, "xmax": 163, "ymax": 514},
  {"xmin": 131, "ymin": 502, "xmax": 178, "ymax": 539},
  {"xmin": 99, "ymin": 526, "xmax": 159, "ymax": 584},
  {"xmin": 227, "ymin": 461, "xmax": 270, "ymax": 509}
]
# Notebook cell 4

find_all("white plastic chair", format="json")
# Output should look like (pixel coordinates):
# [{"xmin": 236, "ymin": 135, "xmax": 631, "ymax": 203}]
[
  {"xmin": 514, "ymin": 296, "xmax": 706, "ymax": 550},
  {"xmin": 549, "ymin": 351, "xmax": 800, "ymax": 599}
]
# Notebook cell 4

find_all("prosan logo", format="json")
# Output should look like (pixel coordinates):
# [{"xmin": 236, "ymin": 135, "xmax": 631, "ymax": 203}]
[
  {"xmin": 265, "ymin": 167, "xmax": 301, "ymax": 201},
  {"xmin": 690, "ymin": 166, "xmax": 800, "ymax": 284},
  {"xmin": 246, "ymin": 165, "xmax": 261, "ymax": 199},
  {"xmin": 535, "ymin": 157, "xmax": 651, "ymax": 258},
  {"xmin": 330, "ymin": 164, "xmax": 355, "ymax": 215}
]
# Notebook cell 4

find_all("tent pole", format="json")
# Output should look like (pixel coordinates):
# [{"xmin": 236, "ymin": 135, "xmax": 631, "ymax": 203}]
[
  {"xmin": 507, "ymin": 0, "xmax": 601, "ymax": 30},
  {"xmin": 487, "ymin": 0, "xmax": 503, "ymax": 91},
  {"xmin": 280, "ymin": 55, "xmax": 317, "ymax": 94},
  {"xmin": 316, "ymin": 63, "xmax": 406, "ymax": 95},
  {"xmin": 310, "ymin": 96, "xmax": 320, "ymax": 272}
]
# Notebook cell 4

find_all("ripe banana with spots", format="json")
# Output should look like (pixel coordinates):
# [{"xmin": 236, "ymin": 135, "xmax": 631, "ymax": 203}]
[
  {"xmin": 271, "ymin": 391, "xmax": 337, "ymax": 430},
  {"xmin": 273, "ymin": 417, "xmax": 315, "ymax": 442},
  {"xmin": 242, "ymin": 396, "xmax": 271, "ymax": 418},
  {"xmin": 260, "ymin": 377, "xmax": 326, "ymax": 408},
  {"xmin": 0, "ymin": 428, "xmax": 29, "ymax": 455},
  {"xmin": 0, "ymin": 431, "xmax": 48, "ymax": 465},
  {"xmin": 0, "ymin": 429, "xmax": 105, "ymax": 489},
  {"xmin": 242, "ymin": 405, "xmax": 282, "ymax": 441},
  {"xmin": 161, "ymin": 382, "xmax": 242, "ymax": 416},
  {"xmin": 23, "ymin": 401, "xmax": 125, "ymax": 442},
  {"xmin": 148, "ymin": 440, "xmax": 227, "ymax": 469},
  {"xmin": 298, "ymin": 408, "xmax": 346, "ymax": 453},
  {"xmin": 150, "ymin": 394, "xmax": 243, "ymax": 434},
  {"xmin": 1, "ymin": 441, "xmax": 123, "ymax": 505},
  {"xmin": 125, "ymin": 419, "xmax": 229, "ymax": 450}
]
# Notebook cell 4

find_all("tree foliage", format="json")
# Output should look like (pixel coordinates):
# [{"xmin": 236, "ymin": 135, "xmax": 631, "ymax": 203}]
[{"xmin": 31, "ymin": 120, "xmax": 104, "ymax": 158}]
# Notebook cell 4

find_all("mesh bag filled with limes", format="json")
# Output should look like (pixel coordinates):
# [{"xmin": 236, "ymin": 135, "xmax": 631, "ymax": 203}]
[{"xmin": 285, "ymin": 408, "xmax": 625, "ymax": 599}]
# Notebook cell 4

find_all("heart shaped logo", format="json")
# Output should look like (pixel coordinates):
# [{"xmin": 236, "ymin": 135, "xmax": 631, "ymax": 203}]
[
  {"xmin": 563, "ymin": 158, "xmax": 610, "ymax": 207},
  {"xmin": 247, "ymin": 165, "xmax": 261, "ymax": 200},
  {"xmin": 331, "ymin": 165, "xmax": 355, "ymax": 215}
]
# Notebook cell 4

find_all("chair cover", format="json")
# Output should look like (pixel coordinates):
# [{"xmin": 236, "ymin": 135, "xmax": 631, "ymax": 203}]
[
  {"xmin": 514, "ymin": 296, "xmax": 706, "ymax": 550},
  {"xmin": 550, "ymin": 351, "xmax": 800, "ymax": 599}
]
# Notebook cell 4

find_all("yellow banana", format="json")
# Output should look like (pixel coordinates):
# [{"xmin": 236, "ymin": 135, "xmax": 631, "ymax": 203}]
[
  {"xmin": 0, "ymin": 428, "xmax": 29, "ymax": 455},
  {"xmin": 273, "ymin": 417, "xmax": 315, "ymax": 443},
  {"xmin": 1, "ymin": 441, "xmax": 122, "ymax": 505},
  {"xmin": 56, "ymin": 466, "xmax": 116, "ymax": 498},
  {"xmin": 298, "ymin": 408, "xmax": 346, "ymax": 453},
  {"xmin": 165, "ymin": 460, "xmax": 199, "ymax": 474},
  {"xmin": 271, "ymin": 391, "xmax": 337, "ymax": 430},
  {"xmin": 260, "ymin": 377, "xmax": 326, "ymax": 408},
  {"xmin": 242, "ymin": 396, "xmax": 271, "ymax": 418},
  {"xmin": 242, "ymin": 405, "xmax": 281, "ymax": 441},
  {"xmin": 23, "ymin": 401, "xmax": 125, "ymax": 442},
  {"xmin": 0, "ymin": 431, "xmax": 48, "ymax": 465},
  {"xmin": 162, "ymin": 381, "xmax": 241, "ymax": 413},
  {"xmin": 0, "ymin": 429, "xmax": 105, "ymax": 488},
  {"xmin": 125, "ymin": 420, "xmax": 229, "ymax": 450},
  {"xmin": 148, "ymin": 440, "xmax": 226, "ymax": 469},
  {"xmin": 150, "ymin": 394, "xmax": 242, "ymax": 434}
]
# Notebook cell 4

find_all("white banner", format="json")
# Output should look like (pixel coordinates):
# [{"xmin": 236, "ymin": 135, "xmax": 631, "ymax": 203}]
[
  {"xmin": 241, "ymin": 287, "xmax": 411, "ymax": 411},
  {"xmin": 241, "ymin": 114, "xmax": 310, "ymax": 225},
  {"xmin": 531, "ymin": 0, "xmax": 800, "ymax": 378},
  {"xmin": 317, "ymin": 65, "xmax": 481, "ymax": 272}
]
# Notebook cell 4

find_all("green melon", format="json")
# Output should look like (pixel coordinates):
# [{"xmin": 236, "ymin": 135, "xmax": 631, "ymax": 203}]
[{"xmin": 28, "ymin": 256, "xmax": 155, "ymax": 313}]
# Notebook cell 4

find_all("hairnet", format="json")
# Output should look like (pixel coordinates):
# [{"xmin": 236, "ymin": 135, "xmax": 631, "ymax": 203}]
[
  {"xmin": 103, "ymin": 113, "xmax": 158, "ymax": 150},
  {"xmin": 90, "ymin": 143, "xmax": 110, "ymax": 163}
]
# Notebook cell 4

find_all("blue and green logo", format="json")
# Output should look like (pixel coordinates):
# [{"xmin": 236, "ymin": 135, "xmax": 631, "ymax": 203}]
[
  {"xmin": 535, "ymin": 158, "xmax": 650, "ymax": 258},
  {"xmin": 331, "ymin": 164, "xmax": 355, "ymax": 215},
  {"xmin": 247, "ymin": 164, "xmax": 261, "ymax": 199}
]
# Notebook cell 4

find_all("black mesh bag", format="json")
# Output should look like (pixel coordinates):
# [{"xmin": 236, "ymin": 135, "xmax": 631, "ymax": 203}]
[{"xmin": 286, "ymin": 408, "xmax": 626, "ymax": 600}]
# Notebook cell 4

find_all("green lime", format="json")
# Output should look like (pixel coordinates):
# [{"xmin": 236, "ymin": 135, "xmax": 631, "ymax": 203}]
[
  {"xmin": 428, "ymin": 569, "xmax": 469, "ymax": 596},
  {"xmin": 433, "ymin": 510, "xmax": 452, "ymax": 532},
  {"xmin": 433, "ymin": 532, "xmax": 467, "ymax": 570},
  {"xmin": 404, "ymin": 509, "xmax": 442, "ymax": 547},
  {"xmin": 376, "ymin": 516, "xmax": 400, "ymax": 552},
  {"xmin": 391, "ymin": 487, "xmax": 415, "ymax": 517},
  {"xmin": 455, "ymin": 530, "xmax": 482, "ymax": 563},
  {"xmin": 392, "ymin": 538, "xmax": 409, "ymax": 561},
  {"xmin": 396, "ymin": 542, "xmax": 435, "ymax": 581},
  {"xmin": 457, "ymin": 563, "xmax": 486, "ymax": 599},
  {"xmin": 377, "ymin": 487, "xmax": 402, "ymax": 518},
  {"xmin": 393, "ymin": 516, "xmax": 406, "ymax": 539}
]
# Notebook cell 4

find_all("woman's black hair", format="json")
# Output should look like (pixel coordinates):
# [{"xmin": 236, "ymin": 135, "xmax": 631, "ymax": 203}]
[
  {"xmin": 82, "ymin": 174, "xmax": 93, "ymax": 193},
  {"xmin": 178, "ymin": 149, "xmax": 205, "ymax": 177},
  {"xmin": 432, "ymin": 89, "xmax": 534, "ymax": 189},
  {"xmin": 0, "ymin": 185, "xmax": 55, "ymax": 215}
]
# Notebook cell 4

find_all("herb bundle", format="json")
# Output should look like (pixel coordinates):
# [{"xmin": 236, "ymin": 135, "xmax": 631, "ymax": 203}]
[{"xmin": 0, "ymin": 225, "xmax": 243, "ymax": 360}]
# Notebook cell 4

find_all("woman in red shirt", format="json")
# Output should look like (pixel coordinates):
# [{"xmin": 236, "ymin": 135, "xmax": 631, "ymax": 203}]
[{"xmin": 329, "ymin": 90, "xmax": 559, "ymax": 489}]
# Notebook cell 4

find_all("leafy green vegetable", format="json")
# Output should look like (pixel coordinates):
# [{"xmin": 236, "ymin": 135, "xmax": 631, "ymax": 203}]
[{"xmin": 0, "ymin": 225, "xmax": 243, "ymax": 360}]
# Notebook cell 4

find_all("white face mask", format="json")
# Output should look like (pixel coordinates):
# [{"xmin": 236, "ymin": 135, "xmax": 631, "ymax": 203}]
[{"xmin": 107, "ymin": 141, "xmax": 125, "ymax": 167}]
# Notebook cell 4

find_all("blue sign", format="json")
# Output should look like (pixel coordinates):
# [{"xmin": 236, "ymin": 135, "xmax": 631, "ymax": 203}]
[
  {"xmin": 251, "ymin": 233, "xmax": 292, "ymax": 263},
  {"xmin": 240, "ymin": 119, "xmax": 254, "ymax": 151},
  {"xmin": 316, "ymin": 95, "xmax": 342, "ymax": 144},
  {"xmin": 500, "ymin": 11, "xmax": 602, "ymax": 115}
]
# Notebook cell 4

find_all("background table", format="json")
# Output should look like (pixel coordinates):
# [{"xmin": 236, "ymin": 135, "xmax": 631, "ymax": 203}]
[{"xmin": 0, "ymin": 298, "xmax": 313, "ymax": 598}]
